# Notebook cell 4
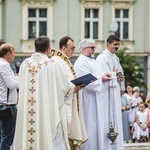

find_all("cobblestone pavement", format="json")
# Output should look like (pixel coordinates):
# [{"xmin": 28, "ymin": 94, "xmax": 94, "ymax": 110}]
[{"xmin": 124, "ymin": 143, "xmax": 150, "ymax": 150}]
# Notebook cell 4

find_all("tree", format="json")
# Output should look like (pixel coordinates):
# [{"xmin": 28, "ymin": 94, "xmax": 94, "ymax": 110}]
[{"xmin": 116, "ymin": 48, "xmax": 147, "ymax": 90}]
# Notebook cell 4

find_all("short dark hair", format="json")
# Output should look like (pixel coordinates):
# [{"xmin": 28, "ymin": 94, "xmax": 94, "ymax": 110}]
[
  {"xmin": 126, "ymin": 82, "xmax": 133, "ymax": 88},
  {"xmin": 107, "ymin": 35, "xmax": 120, "ymax": 44},
  {"xmin": 59, "ymin": 36, "xmax": 74, "ymax": 49},
  {"xmin": 0, "ymin": 44, "xmax": 13, "ymax": 57},
  {"xmin": 34, "ymin": 36, "xmax": 50, "ymax": 53}
]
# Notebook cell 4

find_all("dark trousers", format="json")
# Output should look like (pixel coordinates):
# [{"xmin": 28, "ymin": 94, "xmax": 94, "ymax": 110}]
[
  {"xmin": 0, "ymin": 122, "xmax": 1, "ymax": 143},
  {"xmin": 0, "ymin": 106, "xmax": 17, "ymax": 150}
]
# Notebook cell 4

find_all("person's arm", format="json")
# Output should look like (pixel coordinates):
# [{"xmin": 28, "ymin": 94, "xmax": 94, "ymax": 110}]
[
  {"xmin": 74, "ymin": 59, "xmax": 103, "ymax": 92},
  {"xmin": 145, "ymin": 92, "xmax": 150, "ymax": 105},
  {"xmin": 117, "ymin": 57, "xmax": 125, "ymax": 82},
  {"xmin": 136, "ymin": 113, "xmax": 143, "ymax": 129},
  {"xmin": 143, "ymin": 112, "xmax": 149, "ymax": 130},
  {"xmin": 96, "ymin": 54, "xmax": 118, "ymax": 88},
  {"xmin": 102, "ymin": 72, "xmax": 112, "ymax": 82},
  {"xmin": 1, "ymin": 64, "xmax": 18, "ymax": 90},
  {"xmin": 130, "ymin": 125, "xmax": 134, "ymax": 134},
  {"xmin": 146, "ymin": 114, "xmax": 148, "ymax": 127},
  {"xmin": 121, "ymin": 106, "xmax": 126, "ymax": 111},
  {"xmin": 64, "ymin": 84, "xmax": 84, "ymax": 102},
  {"xmin": 125, "ymin": 96, "xmax": 131, "ymax": 110}
]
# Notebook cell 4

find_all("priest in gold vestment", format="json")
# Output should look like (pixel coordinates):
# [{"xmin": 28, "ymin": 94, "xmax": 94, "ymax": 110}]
[
  {"xmin": 51, "ymin": 36, "xmax": 88, "ymax": 149},
  {"xmin": 13, "ymin": 36, "xmax": 81, "ymax": 150}
]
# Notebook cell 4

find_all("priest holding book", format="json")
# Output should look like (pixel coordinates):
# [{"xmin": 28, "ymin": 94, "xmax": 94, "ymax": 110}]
[
  {"xmin": 74, "ymin": 39, "xmax": 111, "ymax": 150},
  {"xmin": 51, "ymin": 36, "xmax": 88, "ymax": 149}
]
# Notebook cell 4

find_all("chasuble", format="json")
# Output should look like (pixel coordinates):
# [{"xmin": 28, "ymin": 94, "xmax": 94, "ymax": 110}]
[
  {"xmin": 13, "ymin": 53, "xmax": 71, "ymax": 150},
  {"xmin": 51, "ymin": 49, "xmax": 88, "ymax": 146}
]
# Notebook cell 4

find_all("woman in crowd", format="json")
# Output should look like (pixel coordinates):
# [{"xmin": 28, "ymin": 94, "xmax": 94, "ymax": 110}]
[{"xmin": 121, "ymin": 92, "xmax": 131, "ymax": 143}]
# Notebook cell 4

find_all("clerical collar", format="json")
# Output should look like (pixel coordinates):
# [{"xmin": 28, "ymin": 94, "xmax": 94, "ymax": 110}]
[
  {"xmin": 82, "ymin": 54, "xmax": 94, "ymax": 59},
  {"xmin": 33, "ymin": 52, "xmax": 48, "ymax": 58}
]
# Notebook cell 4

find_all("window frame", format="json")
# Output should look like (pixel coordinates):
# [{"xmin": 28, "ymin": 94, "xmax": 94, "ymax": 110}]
[
  {"xmin": 22, "ymin": 2, "xmax": 53, "ymax": 40},
  {"xmin": 84, "ymin": 9, "xmax": 99, "ymax": 39},
  {"xmin": 28, "ymin": 8, "xmax": 47, "ymax": 39},
  {"xmin": 21, "ymin": 2, "xmax": 53, "ymax": 52},
  {"xmin": 111, "ymin": 2, "xmax": 134, "ymax": 41},
  {"xmin": 81, "ymin": 2, "xmax": 103, "ymax": 41},
  {"xmin": 115, "ymin": 9, "xmax": 129, "ymax": 40}
]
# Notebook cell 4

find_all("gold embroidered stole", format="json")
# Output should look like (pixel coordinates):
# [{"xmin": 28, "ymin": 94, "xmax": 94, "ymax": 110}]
[
  {"xmin": 51, "ymin": 49, "xmax": 76, "ymax": 78},
  {"xmin": 51, "ymin": 49, "xmax": 79, "ymax": 112}
]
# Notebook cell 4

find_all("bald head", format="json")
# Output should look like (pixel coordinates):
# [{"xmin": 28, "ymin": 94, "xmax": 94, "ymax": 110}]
[{"xmin": 0, "ymin": 43, "xmax": 15, "ymax": 63}]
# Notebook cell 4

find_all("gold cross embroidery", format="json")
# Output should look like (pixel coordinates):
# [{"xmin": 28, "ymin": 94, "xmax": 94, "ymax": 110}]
[
  {"xmin": 28, "ymin": 97, "xmax": 36, "ymax": 106},
  {"xmin": 37, "ymin": 63, "xmax": 42, "ymax": 69},
  {"xmin": 27, "ymin": 146, "xmax": 35, "ymax": 150},
  {"xmin": 28, "ymin": 109, "xmax": 35, "ymax": 116},
  {"xmin": 29, "ymin": 119, "xmax": 35, "ymax": 125},
  {"xmin": 43, "ymin": 60, "xmax": 49, "ymax": 66},
  {"xmin": 28, "ymin": 138, "xmax": 35, "ymax": 144},
  {"xmin": 26, "ymin": 61, "xmax": 32, "ymax": 69},
  {"xmin": 29, "ymin": 86, "xmax": 36, "ymax": 94},
  {"xmin": 29, "ymin": 66, "xmax": 38, "ymax": 77},
  {"xmin": 50, "ymin": 59, "xmax": 55, "ymax": 63},
  {"xmin": 30, "ymin": 79, "xmax": 35, "ymax": 85},
  {"xmin": 28, "ymin": 128, "xmax": 36, "ymax": 135}
]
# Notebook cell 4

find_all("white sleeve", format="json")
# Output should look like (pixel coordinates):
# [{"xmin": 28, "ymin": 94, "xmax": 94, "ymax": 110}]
[
  {"xmin": 74, "ymin": 59, "xmax": 102, "ymax": 92},
  {"xmin": 1, "ymin": 64, "xmax": 18, "ymax": 90}
]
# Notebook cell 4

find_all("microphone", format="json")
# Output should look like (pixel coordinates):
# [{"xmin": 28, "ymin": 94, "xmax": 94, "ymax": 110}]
[{"xmin": 15, "ymin": 62, "xmax": 21, "ymax": 74}]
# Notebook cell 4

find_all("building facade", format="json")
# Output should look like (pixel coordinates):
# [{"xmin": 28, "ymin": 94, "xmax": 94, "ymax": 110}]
[{"xmin": 0, "ymin": 0, "xmax": 149, "ymax": 92}]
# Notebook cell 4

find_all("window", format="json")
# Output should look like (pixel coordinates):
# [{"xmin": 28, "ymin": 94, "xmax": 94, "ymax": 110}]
[
  {"xmin": 28, "ymin": 8, "xmax": 47, "ymax": 39},
  {"xmin": 84, "ymin": 9, "xmax": 99, "ymax": 39},
  {"xmin": 115, "ymin": 9, "xmax": 129, "ymax": 40},
  {"xmin": 21, "ymin": 1, "xmax": 53, "ymax": 52}
]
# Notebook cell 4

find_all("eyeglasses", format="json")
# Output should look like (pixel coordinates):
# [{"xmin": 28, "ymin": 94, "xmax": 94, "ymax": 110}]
[{"xmin": 86, "ymin": 46, "xmax": 95, "ymax": 50}]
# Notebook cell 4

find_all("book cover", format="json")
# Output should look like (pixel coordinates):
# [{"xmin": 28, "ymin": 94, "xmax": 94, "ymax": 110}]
[{"xmin": 71, "ymin": 73, "xmax": 97, "ymax": 86}]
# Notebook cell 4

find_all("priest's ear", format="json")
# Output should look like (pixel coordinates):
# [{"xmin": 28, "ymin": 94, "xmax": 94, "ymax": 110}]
[
  {"xmin": 107, "ymin": 43, "xmax": 110, "ymax": 48},
  {"xmin": 46, "ymin": 45, "xmax": 51, "ymax": 56}
]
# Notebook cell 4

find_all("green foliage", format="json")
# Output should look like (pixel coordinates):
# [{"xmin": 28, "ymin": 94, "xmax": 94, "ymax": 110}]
[{"xmin": 116, "ymin": 48, "xmax": 147, "ymax": 90}]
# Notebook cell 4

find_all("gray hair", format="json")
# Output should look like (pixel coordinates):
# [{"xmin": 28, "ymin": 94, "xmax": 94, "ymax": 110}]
[{"xmin": 78, "ymin": 39, "xmax": 95, "ymax": 53}]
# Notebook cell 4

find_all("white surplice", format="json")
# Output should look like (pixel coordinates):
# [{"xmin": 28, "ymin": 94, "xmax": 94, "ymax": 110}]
[
  {"xmin": 74, "ymin": 54, "xmax": 107, "ymax": 150},
  {"xmin": 96, "ymin": 49, "xmax": 124, "ymax": 150},
  {"xmin": 13, "ymin": 53, "xmax": 71, "ymax": 150}
]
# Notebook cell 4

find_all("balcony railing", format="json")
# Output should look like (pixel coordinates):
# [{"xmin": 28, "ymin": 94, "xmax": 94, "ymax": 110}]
[
  {"xmin": 109, "ymin": 0, "xmax": 136, "ymax": 4},
  {"xmin": 21, "ymin": 0, "xmax": 55, "ymax": 2},
  {"xmin": 80, "ymin": 0, "xmax": 106, "ymax": 3}
]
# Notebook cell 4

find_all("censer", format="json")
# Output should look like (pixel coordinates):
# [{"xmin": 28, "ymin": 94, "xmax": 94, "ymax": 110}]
[
  {"xmin": 107, "ymin": 86, "xmax": 119, "ymax": 145},
  {"xmin": 107, "ymin": 122, "xmax": 119, "ymax": 145}
]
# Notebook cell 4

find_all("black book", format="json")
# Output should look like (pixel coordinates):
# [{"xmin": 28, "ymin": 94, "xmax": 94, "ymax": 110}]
[{"xmin": 71, "ymin": 73, "xmax": 97, "ymax": 86}]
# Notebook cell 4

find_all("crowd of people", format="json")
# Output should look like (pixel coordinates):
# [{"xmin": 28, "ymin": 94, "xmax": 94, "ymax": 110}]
[
  {"xmin": 0, "ymin": 34, "xmax": 147, "ymax": 150},
  {"xmin": 121, "ymin": 83, "xmax": 150, "ymax": 143}
]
